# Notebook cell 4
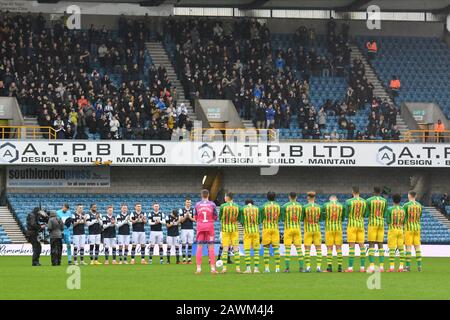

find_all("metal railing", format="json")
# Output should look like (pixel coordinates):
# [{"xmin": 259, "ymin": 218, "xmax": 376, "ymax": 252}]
[
  {"xmin": 191, "ymin": 128, "xmax": 450, "ymax": 143},
  {"xmin": 0, "ymin": 126, "xmax": 56, "ymax": 140},
  {"xmin": 404, "ymin": 130, "xmax": 450, "ymax": 143}
]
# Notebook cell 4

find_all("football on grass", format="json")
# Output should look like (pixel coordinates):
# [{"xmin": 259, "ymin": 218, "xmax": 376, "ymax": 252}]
[{"xmin": 215, "ymin": 260, "xmax": 223, "ymax": 268}]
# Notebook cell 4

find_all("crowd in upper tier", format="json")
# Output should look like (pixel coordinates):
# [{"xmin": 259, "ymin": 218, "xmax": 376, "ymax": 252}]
[{"xmin": 0, "ymin": 13, "xmax": 401, "ymax": 140}]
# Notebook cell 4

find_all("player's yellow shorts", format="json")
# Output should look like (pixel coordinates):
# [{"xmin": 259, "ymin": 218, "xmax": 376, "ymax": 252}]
[
  {"xmin": 222, "ymin": 231, "xmax": 239, "ymax": 247},
  {"xmin": 405, "ymin": 230, "xmax": 421, "ymax": 246},
  {"xmin": 261, "ymin": 229, "xmax": 280, "ymax": 246},
  {"xmin": 325, "ymin": 230, "xmax": 343, "ymax": 246},
  {"xmin": 388, "ymin": 230, "xmax": 404, "ymax": 249},
  {"xmin": 368, "ymin": 225, "xmax": 385, "ymax": 243},
  {"xmin": 304, "ymin": 231, "xmax": 321, "ymax": 246},
  {"xmin": 243, "ymin": 232, "xmax": 260, "ymax": 250},
  {"xmin": 283, "ymin": 228, "xmax": 302, "ymax": 246},
  {"xmin": 347, "ymin": 227, "xmax": 365, "ymax": 243}
]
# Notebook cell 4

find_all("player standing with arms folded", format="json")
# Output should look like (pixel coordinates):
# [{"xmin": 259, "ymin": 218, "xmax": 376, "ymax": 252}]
[
  {"xmin": 403, "ymin": 191, "xmax": 423, "ymax": 272},
  {"xmin": 179, "ymin": 198, "xmax": 195, "ymax": 264},
  {"xmin": 57, "ymin": 203, "xmax": 73, "ymax": 265},
  {"xmin": 261, "ymin": 191, "xmax": 281, "ymax": 273},
  {"xmin": 166, "ymin": 209, "xmax": 182, "ymax": 264},
  {"xmin": 281, "ymin": 192, "xmax": 303, "ymax": 273},
  {"xmin": 239, "ymin": 199, "xmax": 261, "ymax": 274},
  {"xmin": 117, "ymin": 204, "xmax": 132, "ymax": 264},
  {"xmin": 322, "ymin": 195, "xmax": 345, "ymax": 272},
  {"xmin": 366, "ymin": 187, "xmax": 388, "ymax": 273},
  {"xmin": 148, "ymin": 202, "xmax": 166, "ymax": 265},
  {"xmin": 386, "ymin": 194, "xmax": 406, "ymax": 272},
  {"xmin": 102, "ymin": 205, "xmax": 118, "ymax": 265},
  {"xmin": 219, "ymin": 192, "xmax": 241, "ymax": 273},
  {"xmin": 302, "ymin": 192, "xmax": 323, "ymax": 273},
  {"xmin": 130, "ymin": 203, "xmax": 147, "ymax": 265},
  {"xmin": 71, "ymin": 204, "xmax": 87, "ymax": 265},
  {"xmin": 345, "ymin": 186, "xmax": 368, "ymax": 273},
  {"xmin": 86, "ymin": 203, "xmax": 102, "ymax": 265},
  {"xmin": 194, "ymin": 189, "xmax": 218, "ymax": 274}
]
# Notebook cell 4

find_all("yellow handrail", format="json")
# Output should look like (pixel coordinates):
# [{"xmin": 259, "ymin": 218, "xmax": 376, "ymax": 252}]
[
  {"xmin": 0, "ymin": 126, "xmax": 56, "ymax": 140},
  {"xmin": 404, "ymin": 129, "xmax": 450, "ymax": 143}
]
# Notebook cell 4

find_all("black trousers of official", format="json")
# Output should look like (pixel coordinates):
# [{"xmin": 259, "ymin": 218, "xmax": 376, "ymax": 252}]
[
  {"xmin": 29, "ymin": 235, "xmax": 42, "ymax": 266},
  {"xmin": 50, "ymin": 238, "xmax": 63, "ymax": 266}
]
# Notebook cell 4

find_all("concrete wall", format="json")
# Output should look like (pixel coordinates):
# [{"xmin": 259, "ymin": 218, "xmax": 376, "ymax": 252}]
[
  {"xmin": 267, "ymin": 19, "xmax": 445, "ymax": 37},
  {"xmin": 222, "ymin": 167, "xmax": 450, "ymax": 196},
  {"xmin": 7, "ymin": 167, "xmax": 207, "ymax": 194},
  {"xmin": 31, "ymin": 12, "xmax": 446, "ymax": 38},
  {"xmin": 7, "ymin": 166, "xmax": 448, "ymax": 197}
]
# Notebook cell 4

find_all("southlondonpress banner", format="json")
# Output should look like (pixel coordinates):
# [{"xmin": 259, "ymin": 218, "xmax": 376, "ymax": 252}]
[
  {"xmin": 1, "ymin": 244, "xmax": 450, "ymax": 257},
  {"xmin": 7, "ymin": 166, "xmax": 110, "ymax": 188},
  {"xmin": 0, "ymin": 141, "xmax": 449, "ymax": 167}
]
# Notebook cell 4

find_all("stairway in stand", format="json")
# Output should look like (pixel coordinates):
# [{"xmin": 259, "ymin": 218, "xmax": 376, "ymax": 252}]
[
  {"xmin": 349, "ymin": 44, "xmax": 409, "ymax": 138},
  {"xmin": 0, "ymin": 206, "xmax": 27, "ymax": 243},
  {"xmin": 145, "ymin": 42, "xmax": 197, "ymax": 123}
]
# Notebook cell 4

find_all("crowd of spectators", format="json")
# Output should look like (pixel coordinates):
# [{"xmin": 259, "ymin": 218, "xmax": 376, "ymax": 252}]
[
  {"xmin": 0, "ymin": 12, "xmax": 192, "ymax": 140},
  {"xmin": 166, "ymin": 17, "xmax": 400, "ymax": 140},
  {"xmin": 1, "ymin": 13, "xmax": 401, "ymax": 141}
]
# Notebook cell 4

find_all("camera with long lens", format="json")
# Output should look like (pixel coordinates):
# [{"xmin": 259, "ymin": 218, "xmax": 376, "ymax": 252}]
[{"xmin": 37, "ymin": 209, "xmax": 50, "ymax": 244}]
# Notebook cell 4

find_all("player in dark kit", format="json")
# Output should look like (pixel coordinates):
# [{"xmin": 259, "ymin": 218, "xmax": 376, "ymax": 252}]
[
  {"xmin": 102, "ymin": 205, "xmax": 117, "ymax": 265},
  {"xmin": 130, "ymin": 203, "xmax": 147, "ymax": 264},
  {"xmin": 166, "ymin": 209, "xmax": 182, "ymax": 264},
  {"xmin": 86, "ymin": 203, "xmax": 103, "ymax": 265},
  {"xmin": 148, "ymin": 203, "xmax": 166, "ymax": 264},
  {"xmin": 117, "ymin": 204, "xmax": 132, "ymax": 264},
  {"xmin": 179, "ymin": 198, "xmax": 195, "ymax": 264},
  {"xmin": 71, "ymin": 204, "xmax": 87, "ymax": 265}
]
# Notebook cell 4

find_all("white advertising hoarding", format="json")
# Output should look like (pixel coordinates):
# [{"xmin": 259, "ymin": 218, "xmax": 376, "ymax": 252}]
[{"xmin": 0, "ymin": 141, "xmax": 448, "ymax": 167}]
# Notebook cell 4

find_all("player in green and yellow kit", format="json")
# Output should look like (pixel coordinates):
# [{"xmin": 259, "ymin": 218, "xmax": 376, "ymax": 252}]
[
  {"xmin": 386, "ymin": 193, "xmax": 406, "ymax": 272},
  {"xmin": 239, "ymin": 199, "xmax": 261, "ymax": 274},
  {"xmin": 345, "ymin": 186, "xmax": 367, "ymax": 273},
  {"xmin": 302, "ymin": 191, "xmax": 323, "ymax": 273},
  {"xmin": 403, "ymin": 191, "xmax": 423, "ymax": 272},
  {"xmin": 366, "ymin": 187, "xmax": 388, "ymax": 273},
  {"xmin": 219, "ymin": 192, "xmax": 241, "ymax": 273},
  {"xmin": 322, "ymin": 195, "xmax": 345, "ymax": 273},
  {"xmin": 281, "ymin": 192, "xmax": 303, "ymax": 273},
  {"xmin": 261, "ymin": 191, "xmax": 282, "ymax": 273}
]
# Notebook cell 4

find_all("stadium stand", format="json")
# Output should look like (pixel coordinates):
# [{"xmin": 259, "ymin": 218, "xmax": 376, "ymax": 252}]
[
  {"xmin": 7, "ymin": 193, "xmax": 450, "ymax": 244},
  {"xmin": 0, "ymin": 225, "xmax": 12, "ymax": 244},
  {"xmin": 0, "ymin": 13, "xmax": 406, "ymax": 141},
  {"xmin": 356, "ymin": 36, "xmax": 450, "ymax": 119},
  {"xmin": 0, "ymin": 13, "xmax": 192, "ymax": 140}
]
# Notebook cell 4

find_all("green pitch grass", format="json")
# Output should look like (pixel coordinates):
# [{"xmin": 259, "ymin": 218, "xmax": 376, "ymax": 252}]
[{"xmin": 0, "ymin": 256, "xmax": 449, "ymax": 300}]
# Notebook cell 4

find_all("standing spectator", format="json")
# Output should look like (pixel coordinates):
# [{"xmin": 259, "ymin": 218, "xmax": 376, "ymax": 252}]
[
  {"xmin": 47, "ymin": 211, "xmax": 64, "ymax": 266},
  {"xmin": 318, "ymin": 107, "xmax": 327, "ymax": 129},
  {"xmin": 434, "ymin": 119, "xmax": 445, "ymax": 143},
  {"xmin": 265, "ymin": 104, "xmax": 275, "ymax": 128},
  {"xmin": 366, "ymin": 39, "xmax": 378, "ymax": 62},
  {"xmin": 389, "ymin": 75, "xmax": 401, "ymax": 104}
]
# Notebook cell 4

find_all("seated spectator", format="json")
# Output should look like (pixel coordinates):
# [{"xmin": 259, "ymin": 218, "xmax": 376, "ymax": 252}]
[
  {"xmin": 312, "ymin": 124, "xmax": 321, "ymax": 139},
  {"xmin": 338, "ymin": 115, "xmax": 348, "ymax": 130},
  {"xmin": 302, "ymin": 125, "xmax": 312, "ymax": 139},
  {"xmin": 391, "ymin": 126, "xmax": 401, "ymax": 140}
]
